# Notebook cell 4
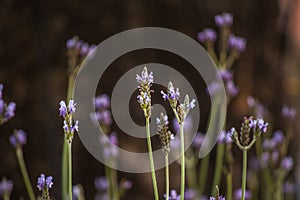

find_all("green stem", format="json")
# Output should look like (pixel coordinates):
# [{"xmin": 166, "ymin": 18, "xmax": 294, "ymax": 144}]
[
  {"xmin": 67, "ymin": 142, "xmax": 72, "ymax": 200},
  {"xmin": 105, "ymin": 166, "xmax": 113, "ymax": 200},
  {"xmin": 165, "ymin": 154, "xmax": 169, "ymax": 200},
  {"xmin": 211, "ymin": 143, "xmax": 225, "ymax": 195},
  {"xmin": 3, "ymin": 193, "xmax": 9, "ymax": 200},
  {"xmin": 180, "ymin": 123, "xmax": 185, "ymax": 200},
  {"xmin": 146, "ymin": 117, "xmax": 159, "ymax": 200},
  {"xmin": 199, "ymin": 154, "xmax": 210, "ymax": 195},
  {"xmin": 226, "ymin": 172, "xmax": 232, "ymax": 200},
  {"xmin": 111, "ymin": 168, "xmax": 120, "ymax": 200},
  {"xmin": 186, "ymin": 157, "xmax": 197, "ymax": 189},
  {"xmin": 16, "ymin": 148, "xmax": 36, "ymax": 200},
  {"xmin": 241, "ymin": 149, "xmax": 247, "ymax": 200},
  {"xmin": 62, "ymin": 140, "xmax": 68, "ymax": 200}
]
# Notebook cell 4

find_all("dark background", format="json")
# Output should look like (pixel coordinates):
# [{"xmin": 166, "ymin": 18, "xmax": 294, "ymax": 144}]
[{"xmin": 0, "ymin": 0, "xmax": 299, "ymax": 199}]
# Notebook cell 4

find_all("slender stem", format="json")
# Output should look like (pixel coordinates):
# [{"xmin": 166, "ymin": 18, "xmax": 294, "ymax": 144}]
[
  {"xmin": 180, "ymin": 123, "xmax": 185, "ymax": 200},
  {"xmin": 146, "ymin": 117, "xmax": 159, "ymax": 200},
  {"xmin": 111, "ymin": 168, "xmax": 120, "ymax": 200},
  {"xmin": 186, "ymin": 157, "xmax": 197, "ymax": 189},
  {"xmin": 165, "ymin": 154, "xmax": 169, "ymax": 200},
  {"xmin": 16, "ymin": 148, "xmax": 36, "ymax": 200},
  {"xmin": 3, "ymin": 194, "xmax": 9, "ymax": 200},
  {"xmin": 105, "ymin": 166, "xmax": 113, "ymax": 200},
  {"xmin": 226, "ymin": 172, "xmax": 232, "ymax": 200},
  {"xmin": 62, "ymin": 72, "xmax": 75, "ymax": 200},
  {"xmin": 67, "ymin": 142, "xmax": 72, "ymax": 200},
  {"xmin": 199, "ymin": 154, "xmax": 210, "ymax": 195},
  {"xmin": 241, "ymin": 149, "xmax": 247, "ymax": 200},
  {"xmin": 62, "ymin": 140, "xmax": 68, "ymax": 200},
  {"xmin": 211, "ymin": 143, "xmax": 225, "ymax": 195}
]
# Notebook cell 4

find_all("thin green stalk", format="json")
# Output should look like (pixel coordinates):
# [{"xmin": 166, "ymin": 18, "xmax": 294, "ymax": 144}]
[
  {"xmin": 67, "ymin": 142, "xmax": 72, "ymax": 200},
  {"xmin": 199, "ymin": 154, "xmax": 210, "ymax": 195},
  {"xmin": 3, "ymin": 193, "xmax": 9, "ymax": 200},
  {"xmin": 226, "ymin": 172, "xmax": 232, "ymax": 200},
  {"xmin": 211, "ymin": 143, "xmax": 225, "ymax": 194},
  {"xmin": 241, "ymin": 149, "xmax": 247, "ymax": 200},
  {"xmin": 62, "ymin": 140, "xmax": 68, "ymax": 200},
  {"xmin": 105, "ymin": 166, "xmax": 113, "ymax": 200},
  {"xmin": 146, "ymin": 117, "xmax": 159, "ymax": 200},
  {"xmin": 186, "ymin": 157, "xmax": 197, "ymax": 189},
  {"xmin": 62, "ymin": 73, "xmax": 75, "ymax": 200},
  {"xmin": 111, "ymin": 168, "xmax": 120, "ymax": 200},
  {"xmin": 165, "ymin": 154, "xmax": 169, "ymax": 200},
  {"xmin": 16, "ymin": 148, "xmax": 36, "ymax": 200},
  {"xmin": 180, "ymin": 123, "xmax": 185, "ymax": 200}
]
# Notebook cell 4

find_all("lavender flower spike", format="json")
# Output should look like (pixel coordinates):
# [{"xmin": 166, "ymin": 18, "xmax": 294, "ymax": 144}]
[
  {"xmin": 215, "ymin": 12, "xmax": 233, "ymax": 27},
  {"xmin": 228, "ymin": 34, "xmax": 247, "ymax": 52},
  {"xmin": 37, "ymin": 174, "xmax": 53, "ymax": 200},
  {"xmin": 197, "ymin": 28, "xmax": 217, "ymax": 43},
  {"xmin": 9, "ymin": 129, "xmax": 27, "ymax": 148},
  {"xmin": 0, "ymin": 177, "xmax": 13, "ymax": 198}
]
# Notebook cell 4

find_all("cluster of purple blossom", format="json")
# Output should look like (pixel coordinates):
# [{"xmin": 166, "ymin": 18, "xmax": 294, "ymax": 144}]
[
  {"xmin": 91, "ymin": 94, "xmax": 112, "ymax": 126},
  {"xmin": 66, "ymin": 37, "xmax": 96, "ymax": 57},
  {"xmin": 0, "ymin": 84, "xmax": 16, "ymax": 125}
]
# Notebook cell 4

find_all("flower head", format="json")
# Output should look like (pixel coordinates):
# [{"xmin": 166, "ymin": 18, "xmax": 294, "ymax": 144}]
[
  {"xmin": 215, "ymin": 12, "xmax": 233, "ymax": 27},
  {"xmin": 164, "ymin": 190, "xmax": 180, "ymax": 200},
  {"xmin": 234, "ymin": 188, "xmax": 251, "ymax": 200},
  {"xmin": 95, "ymin": 176, "xmax": 109, "ymax": 191},
  {"xmin": 197, "ymin": 28, "xmax": 217, "ymax": 43},
  {"xmin": 93, "ymin": 95, "xmax": 110, "ymax": 110},
  {"xmin": 37, "ymin": 174, "xmax": 53, "ymax": 191},
  {"xmin": 228, "ymin": 34, "xmax": 247, "ymax": 52},
  {"xmin": 9, "ymin": 129, "xmax": 27, "ymax": 148},
  {"xmin": 281, "ymin": 156, "xmax": 293, "ymax": 171},
  {"xmin": 157, "ymin": 113, "xmax": 174, "ymax": 153},
  {"xmin": 282, "ymin": 104, "xmax": 297, "ymax": 120},
  {"xmin": 137, "ymin": 67, "xmax": 153, "ymax": 118},
  {"xmin": 0, "ymin": 177, "xmax": 13, "ymax": 198}
]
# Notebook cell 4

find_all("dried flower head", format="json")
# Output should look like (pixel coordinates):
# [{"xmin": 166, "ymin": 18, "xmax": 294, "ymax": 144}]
[{"xmin": 156, "ymin": 113, "xmax": 174, "ymax": 153}]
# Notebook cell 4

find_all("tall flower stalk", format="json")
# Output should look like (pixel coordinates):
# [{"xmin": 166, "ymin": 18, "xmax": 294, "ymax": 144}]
[
  {"xmin": 230, "ymin": 117, "xmax": 268, "ymax": 200},
  {"xmin": 161, "ymin": 82, "xmax": 195, "ymax": 200},
  {"xmin": 10, "ymin": 129, "xmax": 36, "ymax": 200},
  {"xmin": 59, "ymin": 100, "xmax": 79, "ymax": 200},
  {"xmin": 156, "ymin": 113, "xmax": 174, "ymax": 200},
  {"xmin": 136, "ymin": 67, "xmax": 159, "ymax": 200}
]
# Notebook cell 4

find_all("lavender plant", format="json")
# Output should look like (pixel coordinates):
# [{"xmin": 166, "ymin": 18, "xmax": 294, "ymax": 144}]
[
  {"xmin": 37, "ymin": 174, "xmax": 53, "ymax": 200},
  {"xmin": 0, "ymin": 177, "xmax": 13, "ymax": 200}
]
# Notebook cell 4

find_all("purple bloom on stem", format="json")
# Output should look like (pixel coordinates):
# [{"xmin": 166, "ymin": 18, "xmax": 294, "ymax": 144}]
[
  {"xmin": 215, "ymin": 12, "xmax": 233, "ymax": 27},
  {"xmin": 94, "ymin": 176, "xmax": 108, "ymax": 191},
  {"xmin": 0, "ymin": 84, "xmax": 3, "ymax": 99},
  {"xmin": 59, "ymin": 100, "xmax": 67, "ymax": 118},
  {"xmin": 226, "ymin": 80, "xmax": 239, "ymax": 97},
  {"xmin": 234, "ymin": 188, "xmax": 251, "ymax": 200},
  {"xmin": 218, "ymin": 130, "xmax": 232, "ymax": 144},
  {"xmin": 0, "ymin": 177, "xmax": 13, "ymax": 197},
  {"xmin": 197, "ymin": 29, "xmax": 217, "ymax": 43},
  {"xmin": 210, "ymin": 196, "xmax": 225, "ymax": 200},
  {"xmin": 9, "ymin": 129, "xmax": 27, "ymax": 148},
  {"xmin": 192, "ymin": 132, "xmax": 205, "ymax": 148},
  {"xmin": 246, "ymin": 96, "xmax": 255, "ymax": 108},
  {"xmin": 68, "ymin": 100, "xmax": 76, "ymax": 114},
  {"xmin": 109, "ymin": 132, "xmax": 118, "ymax": 145},
  {"xmin": 228, "ymin": 34, "xmax": 247, "ymax": 52},
  {"xmin": 136, "ymin": 68, "xmax": 154, "ymax": 85},
  {"xmin": 66, "ymin": 38, "xmax": 76, "ymax": 49},
  {"xmin": 93, "ymin": 95, "xmax": 110, "ymax": 110},
  {"xmin": 4, "ymin": 102, "xmax": 16, "ymax": 120},
  {"xmin": 184, "ymin": 189, "xmax": 196, "ymax": 200},
  {"xmin": 165, "ymin": 190, "xmax": 180, "ymax": 200},
  {"xmin": 120, "ymin": 180, "xmax": 132, "ymax": 190},
  {"xmin": 263, "ymin": 139, "xmax": 276, "ymax": 150},
  {"xmin": 0, "ymin": 100, "xmax": 4, "ymax": 115},
  {"xmin": 80, "ymin": 42, "xmax": 89, "ymax": 56},
  {"xmin": 37, "ymin": 174, "xmax": 53, "ymax": 191},
  {"xmin": 219, "ymin": 69, "xmax": 233, "ymax": 81},
  {"xmin": 282, "ymin": 104, "xmax": 297, "ymax": 120},
  {"xmin": 272, "ymin": 130, "xmax": 284, "ymax": 146},
  {"xmin": 281, "ymin": 157, "xmax": 293, "ymax": 171}
]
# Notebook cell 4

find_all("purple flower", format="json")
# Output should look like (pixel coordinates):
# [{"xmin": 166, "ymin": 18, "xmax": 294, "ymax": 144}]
[
  {"xmin": 37, "ymin": 174, "xmax": 53, "ymax": 191},
  {"xmin": 219, "ymin": 69, "xmax": 233, "ymax": 81},
  {"xmin": 66, "ymin": 38, "xmax": 77, "ymax": 49},
  {"xmin": 80, "ymin": 42, "xmax": 89, "ymax": 56},
  {"xmin": 192, "ymin": 132, "xmax": 205, "ymax": 148},
  {"xmin": 197, "ymin": 29, "xmax": 217, "ymax": 43},
  {"xmin": 206, "ymin": 81, "xmax": 222, "ymax": 96},
  {"xmin": 263, "ymin": 139, "xmax": 276, "ymax": 150},
  {"xmin": 169, "ymin": 85, "xmax": 180, "ymax": 101},
  {"xmin": 0, "ymin": 84, "xmax": 3, "ymax": 99},
  {"xmin": 120, "ymin": 180, "xmax": 132, "ymax": 190},
  {"xmin": 136, "ymin": 67, "xmax": 154, "ymax": 85},
  {"xmin": 249, "ymin": 118, "xmax": 268, "ymax": 133},
  {"xmin": 9, "ymin": 129, "xmax": 27, "ymax": 148},
  {"xmin": 215, "ymin": 12, "xmax": 233, "ymax": 27},
  {"xmin": 226, "ymin": 80, "xmax": 239, "ymax": 97},
  {"xmin": 93, "ymin": 95, "xmax": 110, "ymax": 110},
  {"xmin": 218, "ymin": 130, "xmax": 233, "ymax": 144},
  {"xmin": 4, "ymin": 102, "xmax": 16, "ymax": 120},
  {"xmin": 246, "ymin": 96, "xmax": 255, "ymax": 108},
  {"xmin": 165, "ymin": 190, "xmax": 180, "ymax": 200},
  {"xmin": 94, "ymin": 176, "xmax": 108, "ymax": 191},
  {"xmin": 272, "ymin": 130, "xmax": 284, "ymax": 146},
  {"xmin": 282, "ymin": 105, "xmax": 297, "ymax": 120},
  {"xmin": 210, "ymin": 196, "xmax": 225, "ymax": 200},
  {"xmin": 68, "ymin": 100, "xmax": 76, "ymax": 114},
  {"xmin": 59, "ymin": 100, "xmax": 67, "ymax": 118},
  {"xmin": 234, "ymin": 188, "xmax": 251, "ymax": 200},
  {"xmin": 228, "ymin": 34, "xmax": 247, "ymax": 52},
  {"xmin": 0, "ymin": 100, "xmax": 4, "ymax": 114},
  {"xmin": 281, "ymin": 157, "xmax": 293, "ymax": 171},
  {"xmin": 184, "ymin": 189, "xmax": 196, "ymax": 200},
  {"xmin": 0, "ymin": 177, "xmax": 13, "ymax": 197}
]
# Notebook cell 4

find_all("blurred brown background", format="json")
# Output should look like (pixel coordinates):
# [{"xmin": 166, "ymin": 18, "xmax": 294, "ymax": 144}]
[{"xmin": 0, "ymin": 0, "xmax": 300, "ymax": 199}]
